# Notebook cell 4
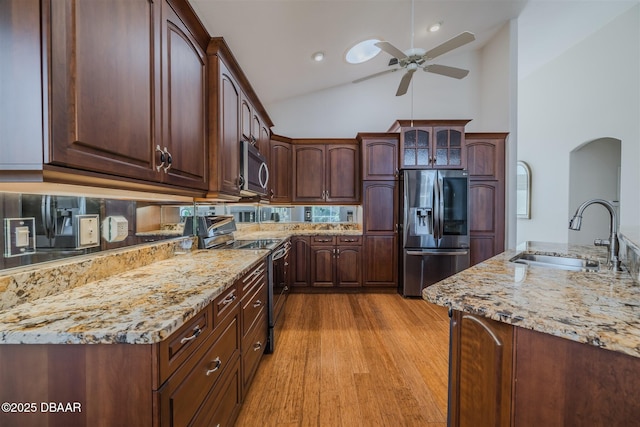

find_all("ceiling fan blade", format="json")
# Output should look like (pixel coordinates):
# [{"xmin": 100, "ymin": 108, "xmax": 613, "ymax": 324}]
[
  {"xmin": 424, "ymin": 31, "xmax": 475, "ymax": 60},
  {"xmin": 375, "ymin": 41, "xmax": 407, "ymax": 61},
  {"xmin": 352, "ymin": 68, "xmax": 400, "ymax": 84},
  {"xmin": 396, "ymin": 70, "xmax": 415, "ymax": 96},
  {"xmin": 425, "ymin": 64, "xmax": 470, "ymax": 79}
]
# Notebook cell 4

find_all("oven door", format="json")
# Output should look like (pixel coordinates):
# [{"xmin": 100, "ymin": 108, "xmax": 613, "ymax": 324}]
[{"xmin": 266, "ymin": 240, "xmax": 290, "ymax": 353}]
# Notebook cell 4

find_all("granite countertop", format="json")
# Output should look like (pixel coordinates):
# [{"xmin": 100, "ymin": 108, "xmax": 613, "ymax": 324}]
[
  {"xmin": 423, "ymin": 241, "xmax": 640, "ymax": 358},
  {"xmin": 0, "ymin": 249, "xmax": 269, "ymax": 345}
]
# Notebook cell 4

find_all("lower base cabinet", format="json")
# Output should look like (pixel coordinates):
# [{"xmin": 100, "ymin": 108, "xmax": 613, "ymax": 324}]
[
  {"xmin": 308, "ymin": 235, "xmax": 362, "ymax": 288},
  {"xmin": 449, "ymin": 310, "xmax": 640, "ymax": 427},
  {"xmin": 0, "ymin": 263, "xmax": 268, "ymax": 427}
]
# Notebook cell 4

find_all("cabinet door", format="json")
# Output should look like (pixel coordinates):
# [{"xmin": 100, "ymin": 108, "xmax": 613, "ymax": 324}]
[
  {"xmin": 292, "ymin": 145, "xmax": 325, "ymax": 202},
  {"xmin": 269, "ymin": 139, "xmax": 292, "ymax": 203},
  {"xmin": 400, "ymin": 128, "xmax": 431, "ymax": 168},
  {"xmin": 336, "ymin": 245, "xmax": 361, "ymax": 287},
  {"xmin": 362, "ymin": 235, "xmax": 397, "ymax": 287},
  {"xmin": 433, "ymin": 127, "xmax": 465, "ymax": 169},
  {"xmin": 469, "ymin": 180, "xmax": 505, "ymax": 266},
  {"xmin": 449, "ymin": 311, "xmax": 513, "ymax": 427},
  {"xmin": 218, "ymin": 61, "xmax": 241, "ymax": 195},
  {"xmin": 240, "ymin": 92, "xmax": 252, "ymax": 142},
  {"xmin": 310, "ymin": 246, "xmax": 335, "ymax": 287},
  {"xmin": 363, "ymin": 181, "xmax": 398, "ymax": 234},
  {"xmin": 466, "ymin": 136, "xmax": 505, "ymax": 180},
  {"xmin": 326, "ymin": 144, "xmax": 360, "ymax": 203},
  {"xmin": 161, "ymin": 1, "xmax": 207, "ymax": 189},
  {"xmin": 49, "ymin": 0, "xmax": 160, "ymax": 181},
  {"xmin": 291, "ymin": 237, "xmax": 310, "ymax": 288},
  {"xmin": 360, "ymin": 134, "xmax": 399, "ymax": 180}
]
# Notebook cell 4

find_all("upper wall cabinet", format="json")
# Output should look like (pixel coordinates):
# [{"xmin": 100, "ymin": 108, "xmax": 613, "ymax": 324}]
[
  {"xmin": 269, "ymin": 135, "xmax": 293, "ymax": 204},
  {"xmin": 292, "ymin": 140, "xmax": 360, "ymax": 204},
  {"xmin": 389, "ymin": 120, "xmax": 471, "ymax": 170},
  {"xmin": 358, "ymin": 133, "xmax": 400, "ymax": 181},
  {"xmin": 206, "ymin": 38, "xmax": 273, "ymax": 200},
  {"xmin": 0, "ymin": 0, "xmax": 209, "ymax": 194}
]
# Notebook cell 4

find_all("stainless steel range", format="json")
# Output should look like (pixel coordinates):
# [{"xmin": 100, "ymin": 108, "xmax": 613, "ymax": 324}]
[{"xmin": 183, "ymin": 215, "xmax": 290, "ymax": 352}]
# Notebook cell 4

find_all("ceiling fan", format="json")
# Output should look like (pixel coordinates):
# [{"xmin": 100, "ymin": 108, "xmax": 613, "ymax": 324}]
[{"xmin": 353, "ymin": 0, "xmax": 475, "ymax": 96}]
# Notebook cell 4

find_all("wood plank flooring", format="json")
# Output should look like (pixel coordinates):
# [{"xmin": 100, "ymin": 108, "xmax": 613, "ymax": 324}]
[{"xmin": 235, "ymin": 293, "xmax": 451, "ymax": 427}]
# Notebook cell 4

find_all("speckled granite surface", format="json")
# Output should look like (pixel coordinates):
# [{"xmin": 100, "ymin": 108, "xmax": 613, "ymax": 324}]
[
  {"xmin": 423, "ymin": 241, "xmax": 640, "ymax": 358},
  {"xmin": 0, "ymin": 223, "xmax": 361, "ymax": 345},
  {"xmin": 0, "ymin": 248, "xmax": 267, "ymax": 344},
  {"xmin": 0, "ymin": 237, "xmax": 197, "ymax": 311}
]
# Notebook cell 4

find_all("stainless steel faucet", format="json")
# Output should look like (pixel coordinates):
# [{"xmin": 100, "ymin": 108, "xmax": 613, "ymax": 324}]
[{"xmin": 569, "ymin": 199, "xmax": 622, "ymax": 271}]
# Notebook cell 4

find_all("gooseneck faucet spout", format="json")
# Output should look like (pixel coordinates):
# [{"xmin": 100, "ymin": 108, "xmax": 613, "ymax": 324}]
[{"xmin": 569, "ymin": 199, "xmax": 621, "ymax": 271}]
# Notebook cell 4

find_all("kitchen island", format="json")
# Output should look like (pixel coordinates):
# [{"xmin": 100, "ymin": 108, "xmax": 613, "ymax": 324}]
[{"xmin": 424, "ymin": 239, "xmax": 640, "ymax": 426}]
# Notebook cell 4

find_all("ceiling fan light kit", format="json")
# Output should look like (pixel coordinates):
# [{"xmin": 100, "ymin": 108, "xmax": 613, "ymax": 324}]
[{"xmin": 352, "ymin": 0, "xmax": 475, "ymax": 96}]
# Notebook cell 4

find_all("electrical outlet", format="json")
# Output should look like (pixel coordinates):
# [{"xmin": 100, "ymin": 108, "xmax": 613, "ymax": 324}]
[
  {"xmin": 76, "ymin": 214, "xmax": 100, "ymax": 249},
  {"xmin": 4, "ymin": 218, "xmax": 36, "ymax": 257}
]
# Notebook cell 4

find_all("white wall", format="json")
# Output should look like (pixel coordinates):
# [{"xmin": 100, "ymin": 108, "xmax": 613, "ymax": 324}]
[
  {"xmin": 568, "ymin": 138, "xmax": 621, "ymax": 245},
  {"xmin": 267, "ymin": 51, "xmax": 481, "ymax": 138},
  {"xmin": 517, "ymin": 5, "xmax": 640, "ymax": 244}
]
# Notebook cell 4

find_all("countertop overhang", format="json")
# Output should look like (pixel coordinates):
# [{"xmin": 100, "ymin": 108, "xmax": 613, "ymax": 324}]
[{"xmin": 423, "ymin": 241, "xmax": 640, "ymax": 358}]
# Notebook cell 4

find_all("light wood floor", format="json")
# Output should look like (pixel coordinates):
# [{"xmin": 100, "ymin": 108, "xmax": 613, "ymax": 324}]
[{"xmin": 235, "ymin": 293, "xmax": 451, "ymax": 427}]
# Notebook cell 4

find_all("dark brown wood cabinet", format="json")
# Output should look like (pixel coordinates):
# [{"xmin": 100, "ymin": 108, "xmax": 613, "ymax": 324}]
[
  {"xmin": 358, "ymin": 133, "xmax": 400, "ymax": 180},
  {"xmin": 160, "ymin": 0, "xmax": 208, "ymax": 190},
  {"xmin": 389, "ymin": 120, "xmax": 470, "ymax": 169},
  {"xmin": 1, "ymin": 0, "xmax": 208, "ymax": 193},
  {"xmin": 205, "ymin": 37, "xmax": 273, "ymax": 200},
  {"xmin": 309, "ymin": 236, "xmax": 362, "ymax": 288},
  {"xmin": 269, "ymin": 135, "xmax": 293, "ymax": 203},
  {"xmin": 449, "ymin": 310, "xmax": 640, "ymax": 426},
  {"xmin": 362, "ymin": 181, "xmax": 398, "ymax": 288},
  {"xmin": 291, "ymin": 236, "xmax": 311, "ymax": 288},
  {"xmin": 466, "ymin": 133, "xmax": 507, "ymax": 266},
  {"xmin": 360, "ymin": 131, "xmax": 400, "ymax": 289},
  {"xmin": 448, "ymin": 310, "xmax": 514, "ymax": 427},
  {"xmin": 292, "ymin": 140, "xmax": 360, "ymax": 204},
  {"xmin": 207, "ymin": 43, "xmax": 241, "ymax": 199}
]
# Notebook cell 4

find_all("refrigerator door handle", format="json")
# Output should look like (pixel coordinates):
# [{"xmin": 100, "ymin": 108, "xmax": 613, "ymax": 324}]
[
  {"xmin": 406, "ymin": 249, "xmax": 469, "ymax": 256},
  {"xmin": 433, "ymin": 176, "xmax": 440, "ymax": 240},
  {"xmin": 437, "ymin": 175, "xmax": 445, "ymax": 239}
]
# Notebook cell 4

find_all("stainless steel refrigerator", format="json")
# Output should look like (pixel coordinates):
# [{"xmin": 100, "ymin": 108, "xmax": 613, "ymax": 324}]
[{"xmin": 400, "ymin": 169, "xmax": 470, "ymax": 297}]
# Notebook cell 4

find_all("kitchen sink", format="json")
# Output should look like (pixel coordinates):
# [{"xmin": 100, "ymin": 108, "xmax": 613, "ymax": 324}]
[{"xmin": 509, "ymin": 252, "xmax": 600, "ymax": 272}]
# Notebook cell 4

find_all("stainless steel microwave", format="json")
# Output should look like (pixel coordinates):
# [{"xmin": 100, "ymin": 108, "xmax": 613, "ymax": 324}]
[{"xmin": 240, "ymin": 140, "xmax": 269, "ymax": 196}]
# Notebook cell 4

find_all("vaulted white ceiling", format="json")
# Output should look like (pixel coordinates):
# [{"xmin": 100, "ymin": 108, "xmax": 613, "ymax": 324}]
[{"xmin": 189, "ymin": 0, "xmax": 528, "ymax": 105}]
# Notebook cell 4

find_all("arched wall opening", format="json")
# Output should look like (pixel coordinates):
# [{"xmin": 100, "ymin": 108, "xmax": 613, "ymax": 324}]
[{"xmin": 568, "ymin": 137, "xmax": 621, "ymax": 245}]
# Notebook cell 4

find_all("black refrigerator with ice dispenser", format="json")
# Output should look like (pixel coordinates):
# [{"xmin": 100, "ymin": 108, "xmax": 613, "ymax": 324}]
[{"xmin": 399, "ymin": 169, "xmax": 470, "ymax": 297}]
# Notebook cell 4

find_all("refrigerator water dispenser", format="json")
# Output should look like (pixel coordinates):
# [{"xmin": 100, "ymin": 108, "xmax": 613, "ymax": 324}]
[{"xmin": 412, "ymin": 208, "xmax": 433, "ymax": 236}]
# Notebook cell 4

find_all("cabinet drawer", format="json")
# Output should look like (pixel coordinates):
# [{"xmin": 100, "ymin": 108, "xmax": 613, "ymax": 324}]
[
  {"xmin": 190, "ymin": 355, "xmax": 242, "ymax": 427},
  {"xmin": 158, "ymin": 310, "xmax": 240, "ymax": 427},
  {"xmin": 240, "ymin": 260, "xmax": 267, "ymax": 298},
  {"xmin": 242, "ymin": 280, "xmax": 267, "ymax": 338},
  {"xmin": 338, "ymin": 235, "xmax": 362, "ymax": 245},
  {"xmin": 311, "ymin": 235, "xmax": 336, "ymax": 246},
  {"xmin": 213, "ymin": 283, "xmax": 239, "ymax": 326},
  {"xmin": 242, "ymin": 312, "xmax": 268, "ymax": 391},
  {"xmin": 158, "ymin": 305, "xmax": 213, "ymax": 383}
]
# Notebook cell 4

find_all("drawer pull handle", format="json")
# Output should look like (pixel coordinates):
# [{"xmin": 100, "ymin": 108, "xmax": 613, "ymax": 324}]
[
  {"xmin": 253, "ymin": 341, "xmax": 262, "ymax": 352},
  {"xmin": 221, "ymin": 293, "xmax": 237, "ymax": 305},
  {"xmin": 343, "ymin": 239, "xmax": 357, "ymax": 242},
  {"xmin": 205, "ymin": 357, "xmax": 222, "ymax": 376},
  {"xmin": 253, "ymin": 300, "xmax": 263, "ymax": 308},
  {"xmin": 317, "ymin": 239, "xmax": 331, "ymax": 242},
  {"xmin": 180, "ymin": 325, "xmax": 202, "ymax": 344}
]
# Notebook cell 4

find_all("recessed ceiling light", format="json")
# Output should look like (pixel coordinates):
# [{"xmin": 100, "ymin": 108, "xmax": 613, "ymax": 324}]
[
  {"xmin": 428, "ymin": 22, "xmax": 442, "ymax": 32},
  {"xmin": 345, "ymin": 39, "xmax": 381, "ymax": 64},
  {"xmin": 312, "ymin": 51, "xmax": 325, "ymax": 62}
]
